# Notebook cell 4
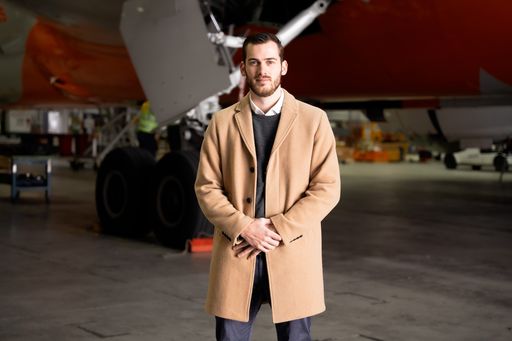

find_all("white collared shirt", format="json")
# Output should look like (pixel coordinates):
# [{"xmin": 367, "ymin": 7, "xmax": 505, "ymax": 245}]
[{"xmin": 249, "ymin": 88, "xmax": 284, "ymax": 116}]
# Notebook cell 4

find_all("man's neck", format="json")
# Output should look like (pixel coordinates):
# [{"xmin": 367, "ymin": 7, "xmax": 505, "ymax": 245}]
[{"xmin": 250, "ymin": 87, "xmax": 282, "ymax": 113}]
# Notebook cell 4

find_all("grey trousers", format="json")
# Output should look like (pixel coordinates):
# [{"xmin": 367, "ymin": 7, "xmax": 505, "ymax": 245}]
[{"xmin": 215, "ymin": 254, "xmax": 312, "ymax": 341}]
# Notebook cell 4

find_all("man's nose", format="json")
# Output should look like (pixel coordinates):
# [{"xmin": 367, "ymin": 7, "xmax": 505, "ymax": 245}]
[
  {"xmin": 258, "ymin": 65, "xmax": 269, "ymax": 76},
  {"xmin": 258, "ymin": 63, "xmax": 269, "ymax": 73}
]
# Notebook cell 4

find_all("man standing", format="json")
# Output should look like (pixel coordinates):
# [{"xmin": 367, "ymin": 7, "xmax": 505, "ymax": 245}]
[
  {"xmin": 195, "ymin": 33, "xmax": 340, "ymax": 340},
  {"xmin": 136, "ymin": 100, "xmax": 158, "ymax": 157}
]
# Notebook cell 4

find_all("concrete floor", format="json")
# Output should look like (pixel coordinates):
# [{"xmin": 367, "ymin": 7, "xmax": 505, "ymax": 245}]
[{"xmin": 0, "ymin": 161, "xmax": 511, "ymax": 340}]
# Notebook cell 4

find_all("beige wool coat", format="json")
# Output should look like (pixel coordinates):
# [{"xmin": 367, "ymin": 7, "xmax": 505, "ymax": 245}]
[{"xmin": 195, "ymin": 89, "xmax": 341, "ymax": 323}]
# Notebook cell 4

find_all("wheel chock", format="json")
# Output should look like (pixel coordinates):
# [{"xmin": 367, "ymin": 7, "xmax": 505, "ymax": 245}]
[{"xmin": 188, "ymin": 237, "xmax": 213, "ymax": 253}]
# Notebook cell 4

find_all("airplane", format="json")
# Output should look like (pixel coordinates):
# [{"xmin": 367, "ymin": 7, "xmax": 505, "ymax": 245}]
[
  {"xmin": 0, "ymin": 0, "xmax": 143, "ymax": 106},
  {"xmin": 1, "ymin": 0, "xmax": 511, "ymax": 248}
]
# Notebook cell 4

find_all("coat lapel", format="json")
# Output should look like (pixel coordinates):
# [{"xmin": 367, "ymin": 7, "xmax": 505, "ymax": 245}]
[
  {"xmin": 234, "ymin": 95, "xmax": 257, "ymax": 160},
  {"xmin": 235, "ymin": 89, "xmax": 298, "ymax": 159},
  {"xmin": 271, "ymin": 89, "xmax": 298, "ymax": 155}
]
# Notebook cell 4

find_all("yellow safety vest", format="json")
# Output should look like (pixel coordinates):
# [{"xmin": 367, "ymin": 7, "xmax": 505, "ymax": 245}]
[{"xmin": 138, "ymin": 107, "xmax": 158, "ymax": 133}]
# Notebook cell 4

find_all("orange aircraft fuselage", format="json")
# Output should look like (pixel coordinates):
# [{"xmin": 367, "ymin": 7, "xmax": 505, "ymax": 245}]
[{"xmin": 19, "ymin": 21, "xmax": 144, "ymax": 106}]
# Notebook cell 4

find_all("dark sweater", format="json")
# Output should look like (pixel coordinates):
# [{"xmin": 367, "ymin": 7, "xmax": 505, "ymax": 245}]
[{"xmin": 252, "ymin": 113, "xmax": 281, "ymax": 218}]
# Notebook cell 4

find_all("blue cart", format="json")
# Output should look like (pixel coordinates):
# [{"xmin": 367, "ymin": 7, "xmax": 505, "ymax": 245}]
[{"xmin": 0, "ymin": 156, "xmax": 51, "ymax": 203}]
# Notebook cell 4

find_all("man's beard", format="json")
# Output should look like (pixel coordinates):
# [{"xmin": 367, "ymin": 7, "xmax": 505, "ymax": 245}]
[{"xmin": 247, "ymin": 74, "xmax": 281, "ymax": 97}]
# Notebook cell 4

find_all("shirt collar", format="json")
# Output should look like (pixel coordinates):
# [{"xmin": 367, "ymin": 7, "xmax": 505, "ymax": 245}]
[{"xmin": 249, "ymin": 88, "xmax": 284, "ymax": 116}]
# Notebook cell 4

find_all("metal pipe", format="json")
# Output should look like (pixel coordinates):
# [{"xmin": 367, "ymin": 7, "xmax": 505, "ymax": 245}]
[{"xmin": 277, "ymin": 0, "xmax": 331, "ymax": 46}]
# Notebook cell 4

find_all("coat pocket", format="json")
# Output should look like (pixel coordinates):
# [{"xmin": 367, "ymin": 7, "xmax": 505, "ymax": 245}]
[
  {"xmin": 221, "ymin": 231, "xmax": 232, "ymax": 242},
  {"xmin": 289, "ymin": 234, "xmax": 303, "ymax": 243}
]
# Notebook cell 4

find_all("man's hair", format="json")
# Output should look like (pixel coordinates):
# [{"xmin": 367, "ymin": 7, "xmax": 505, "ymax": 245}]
[{"xmin": 242, "ymin": 32, "xmax": 284, "ymax": 62}]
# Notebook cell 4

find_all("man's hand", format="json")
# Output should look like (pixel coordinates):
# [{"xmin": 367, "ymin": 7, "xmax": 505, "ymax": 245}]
[
  {"xmin": 233, "ymin": 241, "xmax": 261, "ymax": 259},
  {"xmin": 233, "ymin": 218, "xmax": 281, "ymax": 258}
]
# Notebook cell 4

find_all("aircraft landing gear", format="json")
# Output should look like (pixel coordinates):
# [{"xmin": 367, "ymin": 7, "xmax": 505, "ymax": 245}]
[
  {"xmin": 95, "ymin": 147, "xmax": 155, "ymax": 237},
  {"xmin": 150, "ymin": 150, "xmax": 212, "ymax": 250},
  {"xmin": 493, "ymin": 153, "xmax": 509, "ymax": 172},
  {"xmin": 444, "ymin": 153, "xmax": 457, "ymax": 169}
]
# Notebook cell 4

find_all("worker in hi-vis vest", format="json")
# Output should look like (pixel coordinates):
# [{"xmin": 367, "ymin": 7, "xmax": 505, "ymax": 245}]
[{"xmin": 135, "ymin": 100, "xmax": 158, "ymax": 157}]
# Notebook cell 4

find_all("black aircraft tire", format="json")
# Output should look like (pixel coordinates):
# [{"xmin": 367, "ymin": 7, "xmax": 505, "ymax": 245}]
[
  {"xmin": 95, "ymin": 147, "xmax": 156, "ymax": 237},
  {"xmin": 493, "ymin": 154, "xmax": 509, "ymax": 172},
  {"xmin": 444, "ymin": 153, "xmax": 457, "ymax": 169},
  {"xmin": 151, "ymin": 150, "xmax": 212, "ymax": 250}
]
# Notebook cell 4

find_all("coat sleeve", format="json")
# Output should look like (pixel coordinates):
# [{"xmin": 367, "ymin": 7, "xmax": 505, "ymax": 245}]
[
  {"xmin": 194, "ymin": 115, "xmax": 253, "ymax": 246},
  {"xmin": 270, "ymin": 111, "xmax": 341, "ymax": 245}
]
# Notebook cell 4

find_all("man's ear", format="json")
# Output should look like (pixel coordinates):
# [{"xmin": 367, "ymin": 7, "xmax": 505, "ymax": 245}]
[
  {"xmin": 281, "ymin": 60, "xmax": 288, "ymax": 76},
  {"xmin": 240, "ymin": 61, "xmax": 246, "ymax": 77}
]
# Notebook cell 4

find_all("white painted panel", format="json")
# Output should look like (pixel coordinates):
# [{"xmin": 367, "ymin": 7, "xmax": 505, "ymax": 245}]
[
  {"xmin": 384, "ymin": 109, "xmax": 435, "ymax": 135},
  {"xmin": 7, "ymin": 110, "xmax": 38, "ymax": 133},
  {"xmin": 437, "ymin": 106, "xmax": 512, "ymax": 140},
  {"xmin": 120, "ymin": 0, "xmax": 231, "ymax": 125},
  {"xmin": 0, "ymin": 1, "xmax": 35, "ymax": 104}
]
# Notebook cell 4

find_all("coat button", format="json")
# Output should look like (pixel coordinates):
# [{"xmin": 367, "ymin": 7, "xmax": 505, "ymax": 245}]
[
  {"xmin": 246, "ymin": 197, "xmax": 252, "ymax": 204},
  {"xmin": 249, "ymin": 166, "xmax": 255, "ymax": 173}
]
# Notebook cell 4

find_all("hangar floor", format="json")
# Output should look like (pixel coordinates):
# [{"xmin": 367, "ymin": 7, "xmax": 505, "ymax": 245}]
[{"xmin": 0, "ymin": 161, "xmax": 511, "ymax": 341}]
